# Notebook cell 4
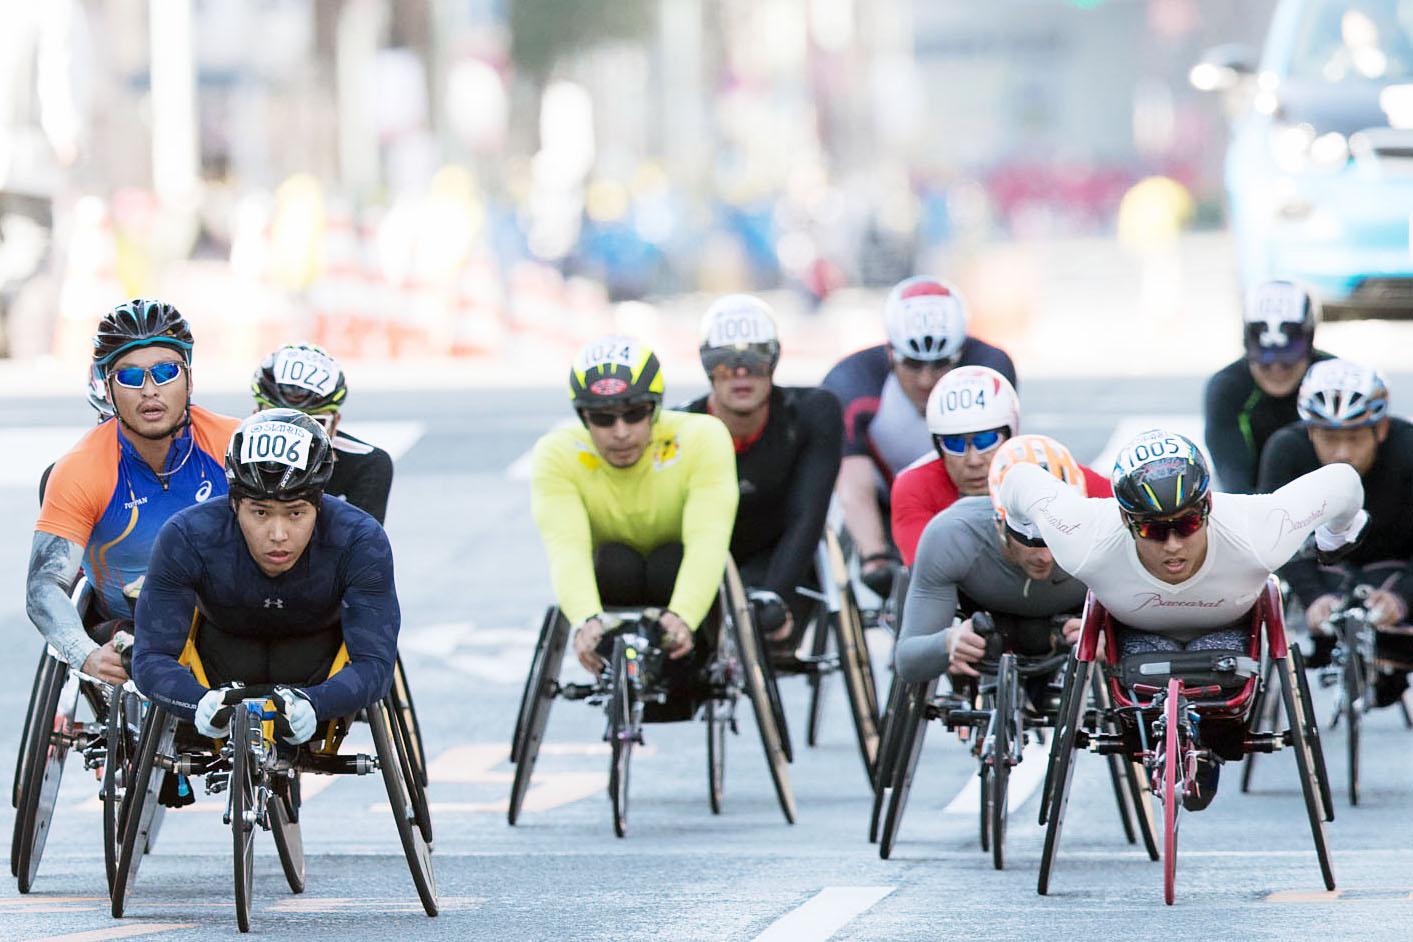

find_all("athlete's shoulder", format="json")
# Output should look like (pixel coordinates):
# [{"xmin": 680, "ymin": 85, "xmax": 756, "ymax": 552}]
[
  {"xmin": 163, "ymin": 498, "xmax": 231, "ymax": 540},
  {"xmin": 189, "ymin": 406, "xmax": 241, "ymax": 458},
  {"xmin": 660, "ymin": 409, "xmax": 732, "ymax": 453},
  {"xmin": 678, "ymin": 394, "xmax": 708, "ymax": 415},
  {"xmin": 957, "ymin": 337, "xmax": 1017, "ymax": 384},
  {"xmin": 49, "ymin": 419, "xmax": 120, "ymax": 475},
  {"xmin": 822, "ymin": 345, "xmax": 888, "ymax": 396},
  {"xmin": 1205, "ymin": 358, "xmax": 1252, "ymax": 397}
]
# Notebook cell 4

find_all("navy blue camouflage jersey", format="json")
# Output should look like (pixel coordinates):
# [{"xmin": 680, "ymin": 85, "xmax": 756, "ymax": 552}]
[{"xmin": 132, "ymin": 496, "xmax": 400, "ymax": 721}]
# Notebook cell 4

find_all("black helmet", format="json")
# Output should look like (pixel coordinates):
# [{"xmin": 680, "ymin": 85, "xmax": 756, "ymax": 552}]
[
  {"xmin": 568, "ymin": 336, "xmax": 665, "ymax": 413},
  {"xmin": 252, "ymin": 343, "xmax": 348, "ymax": 414},
  {"xmin": 1110, "ymin": 429, "xmax": 1211, "ymax": 519},
  {"xmin": 225, "ymin": 409, "xmax": 334, "ymax": 503},
  {"xmin": 92, "ymin": 299, "xmax": 194, "ymax": 370},
  {"xmin": 1243, "ymin": 279, "xmax": 1317, "ymax": 366}
]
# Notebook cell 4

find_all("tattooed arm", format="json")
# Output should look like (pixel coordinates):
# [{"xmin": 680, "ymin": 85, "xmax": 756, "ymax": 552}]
[{"xmin": 26, "ymin": 532, "xmax": 126, "ymax": 683}]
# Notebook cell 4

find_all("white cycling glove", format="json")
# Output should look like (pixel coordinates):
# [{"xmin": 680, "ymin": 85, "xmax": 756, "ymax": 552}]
[
  {"xmin": 1315, "ymin": 508, "xmax": 1369, "ymax": 555},
  {"xmin": 273, "ymin": 686, "xmax": 318, "ymax": 744},
  {"xmin": 195, "ymin": 689, "xmax": 231, "ymax": 738}
]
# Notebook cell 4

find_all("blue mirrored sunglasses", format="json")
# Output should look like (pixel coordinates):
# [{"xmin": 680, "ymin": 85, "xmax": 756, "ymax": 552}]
[
  {"xmin": 937, "ymin": 428, "xmax": 1004, "ymax": 457},
  {"xmin": 110, "ymin": 361, "xmax": 184, "ymax": 389}
]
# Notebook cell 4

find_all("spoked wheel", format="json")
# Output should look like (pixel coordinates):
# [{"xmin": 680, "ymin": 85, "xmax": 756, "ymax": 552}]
[
  {"xmin": 102, "ymin": 686, "xmax": 140, "ymax": 894},
  {"xmin": 12, "ymin": 650, "xmax": 49, "ymax": 812},
  {"xmin": 369, "ymin": 701, "xmax": 439, "ymax": 916},
  {"xmin": 14, "ymin": 656, "xmax": 73, "ymax": 893},
  {"xmin": 508, "ymin": 610, "xmax": 569, "ymax": 825},
  {"xmin": 1342, "ymin": 644, "xmax": 1362, "ymax": 807},
  {"xmin": 990, "ymin": 654, "xmax": 1018, "ymax": 871},
  {"xmin": 112, "ymin": 708, "xmax": 176, "ymax": 917},
  {"xmin": 878, "ymin": 680, "xmax": 936, "ymax": 860},
  {"xmin": 1278, "ymin": 649, "xmax": 1336, "ymax": 890},
  {"xmin": 1037, "ymin": 656, "xmax": 1092, "ymax": 895},
  {"xmin": 231, "ymin": 709, "xmax": 257, "ymax": 933},
  {"xmin": 391, "ymin": 656, "xmax": 427, "ymax": 789},
  {"xmin": 512, "ymin": 608, "xmax": 562, "ymax": 764},
  {"xmin": 722, "ymin": 559, "xmax": 796, "ymax": 824},
  {"xmin": 869, "ymin": 674, "xmax": 908, "ymax": 843},
  {"xmin": 270, "ymin": 774, "xmax": 305, "ymax": 894},
  {"xmin": 607, "ymin": 641, "xmax": 634, "ymax": 839},
  {"xmin": 706, "ymin": 699, "xmax": 728, "ymax": 814},
  {"xmin": 1290, "ymin": 647, "xmax": 1333, "ymax": 820},
  {"xmin": 1161, "ymin": 678, "xmax": 1182, "ymax": 906},
  {"xmin": 1241, "ymin": 658, "xmax": 1281, "ymax": 793}
]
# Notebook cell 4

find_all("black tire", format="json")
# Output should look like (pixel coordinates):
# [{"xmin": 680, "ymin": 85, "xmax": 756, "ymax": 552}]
[
  {"xmin": 231, "ymin": 709, "xmax": 256, "ymax": 933},
  {"xmin": 878, "ymin": 680, "xmax": 935, "ymax": 860},
  {"xmin": 706, "ymin": 699, "xmax": 727, "ymax": 815},
  {"xmin": 511, "ymin": 608, "xmax": 561, "ymax": 764},
  {"xmin": 370, "ymin": 701, "xmax": 438, "ymax": 916},
  {"xmin": 11, "ymin": 651, "xmax": 48, "ymax": 811},
  {"xmin": 1278, "ymin": 649, "xmax": 1336, "ymax": 890},
  {"xmin": 385, "ymin": 693, "xmax": 433, "ymax": 844},
  {"xmin": 1037, "ymin": 658, "xmax": 1092, "ymax": 895},
  {"xmin": 607, "ymin": 640, "xmax": 634, "ymax": 839},
  {"xmin": 990, "ymin": 654, "xmax": 1017, "ymax": 871},
  {"xmin": 1290, "ymin": 646, "xmax": 1333, "ymax": 820},
  {"xmin": 722, "ymin": 559, "xmax": 796, "ymax": 824},
  {"xmin": 805, "ymin": 604, "xmax": 830, "ymax": 748},
  {"xmin": 836, "ymin": 585, "xmax": 881, "ymax": 783},
  {"xmin": 13, "ymin": 656, "xmax": 70, "ymax": 893},
  {"xmin": 102, "ymin": 686, "xmax": 139, "ymax": 895},
  {"xmin": 757, "ymin": 633, "xmax": 793, "ymax": 764},
  {"xmin": 1240, "ymin": 658, "xmax": 1281, "ymax": 794},
  {"xmin": 1342, "ymin": 644, "xmax": 1361, "ymax": 807},
  {"xmin": 508, "ymin": 610, "xmax": 569, "ymax": 825},
  {"xmin": 869, "ymin": 675, "xmax": 909, "ymax": 843},
  {"xmin": 391, "ymin": 656, "xmax": 427, "ymax": 788},
  {"xmin": 270, "ymin": 775, "xmax": 305, "ymax": 894},
  {"xmin": 1091, "ymin": 669, "xmax": 1136, "ymax": 845},
  {"xmin": 112, "ymin": 708, "xmax": 176, "ymax": 917}
]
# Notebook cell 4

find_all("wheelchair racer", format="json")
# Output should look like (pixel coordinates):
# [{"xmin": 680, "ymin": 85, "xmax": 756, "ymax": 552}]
[
  {"xmin": 895, "ymin": 435, "xmax": 1092, "ymax": 707},
  {"xmin": 531, "ymin": 337, "xmax": 737, "ymax": 718},
  {"xmin": 1203, "ymin": 279, "xmax": 1330, "ymax": 493},
  {"xmin": 132, "ymin": 410, "xmax": 399, "ymax": 742},
  {"xmin": 28, "ymin": 300, "xmax": 240, "ymax": 685},
  {"xmin": 1257, "ymin": 359, "xmax": 1413, "ymax": 702},
  {"xmin": 998, "ymin": 429, "xmax": 1366, "ymax": 808},
  {"xmin": 823, "ymin": 276, "xmax": 1016, "ymax": 594},
  {"xmin": 682, "ymin": 295, "xmax": 842, "ymax": 643},
  {"xmin": 890, "ymin": 366, "xmax": 1112, "ymax": 567}
]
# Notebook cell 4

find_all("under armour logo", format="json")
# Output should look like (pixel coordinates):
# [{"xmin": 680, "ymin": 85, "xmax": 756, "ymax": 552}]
[{"xmin": 263, "ymin": 598, "xmax": 284, "ymax": 609}]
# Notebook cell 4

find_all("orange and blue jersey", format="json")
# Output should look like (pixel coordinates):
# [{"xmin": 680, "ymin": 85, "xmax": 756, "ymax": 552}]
[{"xmin": 36, "ymin": 405, "xmax": 240, "ymax": 619}]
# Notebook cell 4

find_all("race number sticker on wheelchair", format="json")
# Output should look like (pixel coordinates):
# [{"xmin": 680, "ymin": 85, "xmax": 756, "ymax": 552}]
[
  {"xmin": 273, "ymin": 348, "xmax": 340, "ymax": 397},
  {"xmin": 240, "ymin": 423, "xmax": 313, "ymax": 469}
]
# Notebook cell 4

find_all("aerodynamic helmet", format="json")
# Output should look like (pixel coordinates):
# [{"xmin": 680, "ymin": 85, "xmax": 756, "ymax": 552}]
[
  {"xmin": 1110, "ymin": 429, "xmax": 1211, "ymax": 520},
  {"xmin": 225, "ymin": 409, "xmax": 335, "ymax": 503},
  {"xmin": 883, "ymin": 276, "xmax": 968, "ymax": 363},
  {"xmin": 1297, "ymin": 358, "xmax": 1388, "ymax": 428}
]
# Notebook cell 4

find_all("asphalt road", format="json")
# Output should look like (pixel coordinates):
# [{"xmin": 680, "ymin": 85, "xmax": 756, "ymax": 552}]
[{"xmin": 2, "ymin": 382, "xmax": 1413, "ymax": 941}]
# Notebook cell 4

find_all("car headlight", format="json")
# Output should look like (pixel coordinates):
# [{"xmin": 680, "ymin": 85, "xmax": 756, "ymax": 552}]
[{"xmin": 1267, "ymin": 122, "xmax": 1349, "ymax": 173}]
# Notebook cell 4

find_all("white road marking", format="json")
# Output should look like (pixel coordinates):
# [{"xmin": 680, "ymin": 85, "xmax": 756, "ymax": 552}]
[
  {"xmin": 751, "ymin": 886, "xmax": 895, "ymax": 942},
  {"xmin": 335, "ymin": 420, "xmax": 425, "ymax": 461},
  {"xmin": 1090, "ymin": 414, "xmax": 1208, "ymax": 474},
  {"xmin": 12, "ymin": 924, "xmax": 196, "ymax": 942},
  {"xmin": 940, "ymin": 741, "xmax": 1050, "ymax": 815}
]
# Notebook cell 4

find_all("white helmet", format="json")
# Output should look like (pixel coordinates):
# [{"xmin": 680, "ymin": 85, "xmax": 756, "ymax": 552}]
[
  {"xmin": 884, "ymin": 276, "xmax": 969, "ymax": 362},
  {"xmin": 698, "ymin": 294, "xmax": 781, "ymax": 375},
  {"xmin": 1297, "ymin": 358, "xmax": 1389, "ymax": 428},
  {"xmin": 926, "ymin": 365, "xmax": 1020, "ymax": 437}
]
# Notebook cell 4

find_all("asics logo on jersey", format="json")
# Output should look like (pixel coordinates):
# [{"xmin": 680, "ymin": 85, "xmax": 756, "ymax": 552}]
[
  {"xmin": 264, "ymin": 597, "xmax": 284, "ymax": 609},
  {"xmin": 195, "ymin": 480, "xmax": 213, "ymax": 502}
]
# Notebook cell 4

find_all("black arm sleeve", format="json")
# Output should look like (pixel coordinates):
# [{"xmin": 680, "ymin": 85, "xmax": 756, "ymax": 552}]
[
  {"xmin": 328, "ymin": 444, "xmax": 394, "ymax": 525},
  {"xmin": 1204, "ymin": 362, "xmax": 1258, "ymax": 494},
  {"xmin": 763, "ymin": 389, "xmax": 843, "ymax": 600}
]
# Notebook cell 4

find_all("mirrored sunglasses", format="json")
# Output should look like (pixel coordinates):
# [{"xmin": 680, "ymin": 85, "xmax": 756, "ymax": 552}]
[
  {"xmin": 701, "ymin": 347, "xmax": 774, "ymax": 378},
  {"xmin": 1126, "ymin": 507, "xmax": 1206, "ymax": 542},
  {"xmin": 111, "ymin": 361, "xmax": 184, "ymax": 389},
  {"xmin": 937, "ymin": 428, "xmax": 1004, "ymax": 456},
  {"xmin": 583, "ymin": 404, "xmax": 654, "ymax": 428}
]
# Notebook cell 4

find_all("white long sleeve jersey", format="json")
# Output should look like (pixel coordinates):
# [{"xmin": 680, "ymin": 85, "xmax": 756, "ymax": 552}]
[{"xmin": 998, "ymin": 462, "xmax": 1364, "ymax": 641}]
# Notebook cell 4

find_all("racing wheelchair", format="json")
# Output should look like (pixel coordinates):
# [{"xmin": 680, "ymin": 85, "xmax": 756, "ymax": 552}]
[
  {"xmin": 508, "ymin": 556, "xmax": 795, "ymax": 836},
  {"xmin": 108, "ymin": 638, "xmax": 436, "ymax": 930},
  {"xmin": 872, "ymin": 611, "xmax": 1156, "ymax": 868},
  {"xmin": 1036, "ymin": 578, "xmax": 1333, "ymax": 904}
]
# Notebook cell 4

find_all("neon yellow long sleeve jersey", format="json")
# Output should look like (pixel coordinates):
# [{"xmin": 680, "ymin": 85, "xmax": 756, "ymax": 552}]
[{"xmin": 529, "ymin": 410, "xmax": 739, "ymax": 628}]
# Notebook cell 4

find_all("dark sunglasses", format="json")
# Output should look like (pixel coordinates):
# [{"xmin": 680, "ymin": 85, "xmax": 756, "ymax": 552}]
[
  {"xmin": 1125, "ymin": 507, "xmax": 1207, "ymax": 542},
  {"xmin": 583, "ymin": 404, "xmax": 654, "ymax": 428},
  {"xmin": 897, "ymin": 356, "xmax": 955, "ymax": 374},
  {"xmin": 701, "ymin": 347, "xmax": 774, "ymax": 378},
  {"xmin": 1004, "ymin": 521, "xmax": 1048, "ymax": 549},
  {"xmin": 110, "ymin": 361, "xmax": 184, "ymax": 389},
  {"xmin": 936, "ymin": 428, "xmax": 1005, "ymax": 457}
]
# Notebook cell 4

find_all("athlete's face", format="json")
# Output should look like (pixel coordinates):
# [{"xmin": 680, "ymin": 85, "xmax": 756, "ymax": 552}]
[
  {"xmin": 997, "ymin": 522, "xmax": 1056, "ymax": 580},
  {"xmin": 108, "ymin": 346, "xmax": 189, "ymax": 440},
  {"xmin": 942, "ymin": 434, "xmax": 1005, "ymax": 496},
  {"xmin": 583, "ymin": 408, "xmax": 654, "ymax": 468},
  {"xmin": 1247, "ymin": 356, "xmax": 1309, "ymax": 397},
  {"xmin": 1307, "ymin": 421, "xmax": 1386, "ymax": 477},
  {"xmin": 1131, "ymin": 520, "xmax": 1208, "ymax": 585},
  {"xmin": 708, "ymin": 366, "xmax": 772, "ymax": 416},
  {"xmin": 890, "ymin": 350, "xmax": 951, "ymax": 414},
  {"xmin": 236, "ymin": 498, "xmax": 318, "ymax": 577}
]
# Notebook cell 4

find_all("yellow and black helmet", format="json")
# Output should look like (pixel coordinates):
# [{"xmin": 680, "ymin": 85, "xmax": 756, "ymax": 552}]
[{"xmin": 568, "ymin": 336, "xmax": 665, "ymax": 412}]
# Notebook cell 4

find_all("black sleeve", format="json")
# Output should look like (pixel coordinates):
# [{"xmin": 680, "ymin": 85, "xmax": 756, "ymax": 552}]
[
  {"xmin": 332, "ymin": 446, "xmax": 394, "ymax": 525},
  {"xmin": 1204, "ymin": 362, "xmax": 1258, "ymax": 494},
  {"xmin": 1259, "ymin": 425, "xmax": 1330, "ymax": 605},
  {"xmin": 762, "ymin": 388, "xmax": 843, "ymax": 600}
]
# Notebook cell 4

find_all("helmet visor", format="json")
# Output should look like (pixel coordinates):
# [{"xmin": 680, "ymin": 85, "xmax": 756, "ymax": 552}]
[
  {"xmin": 1244, "ymin": 322, "xmax": 1310, "ymax": 365},
  {"xmin": 701, "ymin": 345, "xmax": 775, "ymax": 377}
]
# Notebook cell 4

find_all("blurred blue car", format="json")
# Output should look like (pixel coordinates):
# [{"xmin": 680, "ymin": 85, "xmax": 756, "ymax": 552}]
[{"xmin": 1196, "ymin": 0, "xmax": 1413, "ymax": 317}]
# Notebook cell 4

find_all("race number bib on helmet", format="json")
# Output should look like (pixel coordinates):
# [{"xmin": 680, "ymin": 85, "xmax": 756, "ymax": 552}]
[
  {"xmin": 575, "ymin": 337, "xmax": 639, "ymax": 372},
  {"xmin": 704, "ymin": 301, "xmax": 776, "ymax": 348},
  {"xmin": 899, "ymin": 295, "xmax": 959, "ymax": 335},
  {"xmin": 1113, "ymin": 430, "xmax": 1191, "ymax": 475},
  {"xmin": 1247, "ymin": 281, "xmax": 1305, "ymax": 327},
  {"xmin": 273, "ymin": 347, "xmax": 340, "ymax": 396},
  {"xmin": 240, "ymin": 422, "xmax": 313, "ymax": 470}
]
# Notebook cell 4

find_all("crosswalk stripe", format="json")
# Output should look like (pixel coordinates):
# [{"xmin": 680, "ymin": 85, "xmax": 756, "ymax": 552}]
[
  {"xmin": 751, "ymin": 886, "xmax": 895, "ymax": 942},
  {"xmin": 13, "ymin": 924, "xmax": 197, "ymax": 942},
  {"xmin": 940, "ymin": 741, "xmax": 1049, "ymax": 816}
]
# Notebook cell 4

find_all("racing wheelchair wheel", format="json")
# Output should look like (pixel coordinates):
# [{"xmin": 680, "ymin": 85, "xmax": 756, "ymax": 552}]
[
  {"xmin": 868, "ymin": 673, "xmax": 909, "ymax": 843},
  {"xmin": 878, "ymin": 679, "xmax": 936, "ymax": 860},
  {"xmin": 269, "ymin": 774, "xmax": 305, "ymax": 895},
  {"xmin": 607, "ymin": 638, "xmax": 635, "ymax": 838},
  {"xmin": 706, "ymin": 698, "xmax": 728, "ymax": 814},
  {"xmin": 391, "ymin": 655, "xmax": 428, "ymax": 788},
  {"xmin": 111, "ymin": 707, "xmax": 178, "ymax": 917},
  {"xmin": 230, "ymin": 706, "xmax": 258, "ymax": 932},
  {"xmin": 512, "ymin": 607, "xmax": 563, "ymax": 765},
  {"xmin": 102, "ymin": 686, "xmax": 142, "ymax": 894},
  {"xmin": 1240, "ymin": 657, "xmax": 1281, "ymax": 794},
  {"xmin": 1160, "ymin": 679, "xmax": 1182, "ymax": 906},
  {"xmin": 13, "ymin": 653, "xmax": 74, "ymax": 893},
  {"xmin": 1278, "ymin": 647, "xmax": 1336, "ymax": 890},
  {"xmin": 1036, "ymin": 655, "xmax": 1093, "ymax": 895},
  {"xmin": 1290, "ymin": 646, "xmax": 1333, "ymax": 820},
  {"xmin": 369, "ymin": 699, "xmax": 439, "ymax": 916},
  {"xmin": 823, "ymin": 530, "xmax": 881, "ymax": 782},
  {"xmin": 722, "ymin": 559, "xmax": 796, "ymax": 824},
  {"xmin": 1340, "ymin": 634, "xmax": 1363, "ymax": 807},
  {"xmin": 508, "ymin": 608, "xmax": 570, "ymax": 825},
  {"xmin": 382, "ymin": 690, "xmax": 433, "ymax": 845},
  {"xmin": 988, "ymin": 654, "xmax": 1018, "ymax": 871},
  {"xmin": 11, "ymin": 651, "xmax": 49, "ymax": 812},
  {"xmin": 1091, "ymin": 669, "xmax": 1159, "ymax": 860}
]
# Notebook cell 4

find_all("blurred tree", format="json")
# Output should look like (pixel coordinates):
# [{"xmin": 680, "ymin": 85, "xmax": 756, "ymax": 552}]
[{"xmin": 510, "ymin": 0, "xmax": 656, "ymax": 79}]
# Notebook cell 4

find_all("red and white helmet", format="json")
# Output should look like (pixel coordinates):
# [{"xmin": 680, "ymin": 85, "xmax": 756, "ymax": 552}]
[
  {"xmin": 925, "ymin": 365, "xmax": 1020, "ymax": 438},
  {"xmin": 884, "ymin": 276, "xmax": 969, "ymax": 362}
]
